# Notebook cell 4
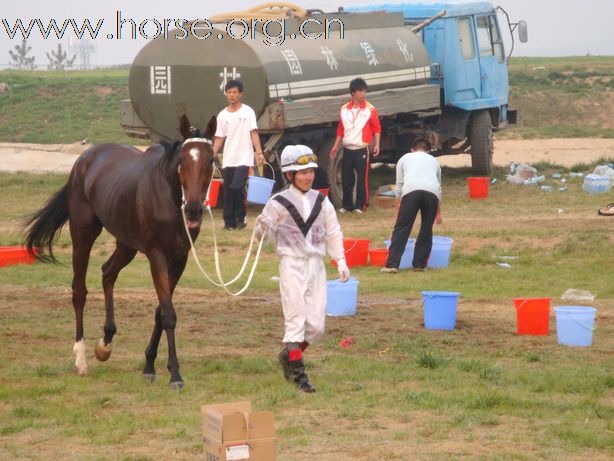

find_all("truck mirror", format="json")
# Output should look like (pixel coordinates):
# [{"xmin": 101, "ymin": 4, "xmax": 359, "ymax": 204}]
[{"xmin": 518, "ymin": 20, "xmax": 528, "ymax": 43}]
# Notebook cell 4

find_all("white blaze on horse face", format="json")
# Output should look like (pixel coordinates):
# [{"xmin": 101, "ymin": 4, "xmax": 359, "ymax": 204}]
[
  {"xmin": 73, "ymin": 339, "xmax": 88, "ymax": 376},
  {"xmin": 189, "ymin": 147, "xmax": 200, "ymax": 163}
]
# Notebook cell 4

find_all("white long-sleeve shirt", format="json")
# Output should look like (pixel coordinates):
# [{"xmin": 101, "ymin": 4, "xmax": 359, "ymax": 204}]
[
  {"xmin": 395, "ymin": 151, "xmax": 442, "ymax": 200},
  {"xmin": 255, "ymin": 186, "xmax": 345, "ymax": 260}
]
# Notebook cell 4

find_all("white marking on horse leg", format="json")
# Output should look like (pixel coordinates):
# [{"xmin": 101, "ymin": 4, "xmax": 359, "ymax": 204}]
[
  {"xmin": 73, "ymin": 339, "xmax": 88, "ymax": 376},
  {"xmin": 95, "ymin": 338, "xmax": 113, "ymax": 362},
  {"xmin": 189, "ymin": 148, "xmax": 200, "ymax": 162}
]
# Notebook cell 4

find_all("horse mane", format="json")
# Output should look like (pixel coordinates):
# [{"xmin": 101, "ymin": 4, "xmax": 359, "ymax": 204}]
[{"xmin": 159, "ymin": 140, "xmax": 182, "ymax": 171}]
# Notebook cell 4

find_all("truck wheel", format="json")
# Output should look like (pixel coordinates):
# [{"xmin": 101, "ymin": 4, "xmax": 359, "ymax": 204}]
[
  {"xmin": 327, "ymin": 151, "xmax": 343, "ymax": 208},
  {"xmin": 470, "ymin": 110, "xmax": 493, "ymax": 176}
]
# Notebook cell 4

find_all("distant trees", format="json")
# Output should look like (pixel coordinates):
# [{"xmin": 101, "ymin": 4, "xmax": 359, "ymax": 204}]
[
  {"xmin": 9, "ymin": 40, "xmax": 37, "ymax": 70},
  {"xmin": 46, "ymin": 43, "xmax": 77, "ymax": 70}
]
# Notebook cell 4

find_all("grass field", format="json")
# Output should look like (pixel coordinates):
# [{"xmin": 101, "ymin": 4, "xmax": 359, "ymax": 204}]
[
  {"xmin": 1, "ymin": 56, "xmax": 613, "ymax": 144},
  {"xmin": 0, "ymin": 162, "xmax": 612, "ymax": 460}
]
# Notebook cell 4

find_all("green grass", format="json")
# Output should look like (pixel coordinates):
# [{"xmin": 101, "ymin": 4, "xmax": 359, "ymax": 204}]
[
  {"xmin": 0, "ymin": 166, "xmax": 613, "ymax": 459},
  {"xmin": 505, "ymin": 56, "xmax": 614, "ymax": 139},
  {"xmin": 0, "ymin": 69, "xmax": 133, "ymax": 144}
]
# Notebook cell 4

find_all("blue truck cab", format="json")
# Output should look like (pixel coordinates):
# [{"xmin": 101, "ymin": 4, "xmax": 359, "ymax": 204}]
[{"xmin": 347, "ymin": 1, "xmax": 527, "ymax": 174}]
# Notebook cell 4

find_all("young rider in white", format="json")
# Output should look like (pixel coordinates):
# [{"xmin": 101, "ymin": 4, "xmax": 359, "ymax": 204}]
[{"xmin": 255, "ymin": 145, "xmax": 350, "ymax": 392}]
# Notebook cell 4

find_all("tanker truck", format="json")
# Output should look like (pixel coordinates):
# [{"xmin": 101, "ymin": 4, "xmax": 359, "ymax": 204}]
[{"xmin": 120, "ymin": 1, "xmax": 527, "ymax": 206}]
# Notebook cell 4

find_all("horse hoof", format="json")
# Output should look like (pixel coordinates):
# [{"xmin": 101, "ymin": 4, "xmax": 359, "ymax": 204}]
[
  {"xmin": 75, "ymin": 366, "xmax": 88, "ymax": 376},
  {"xmin": 142, "ymin": 373, "xmax": 156, "ymax": 383},
  {"xmin": 94, "ymin": 338, "xmax": 112, "ymax": 362},
  {"xmin": 169, "ymin": 380, "xmax": 184, "ymax": 390}
]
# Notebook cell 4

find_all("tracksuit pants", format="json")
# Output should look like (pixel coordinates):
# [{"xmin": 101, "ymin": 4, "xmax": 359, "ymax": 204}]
[
  {"xmin": 386, "ymin": 190, "xmax": 439, "ymax": 269},
  {"xmin": 341, "ymin": 147, "xmax": 369, "ymax": 211},
  {"xmin": 279, "ymin": 255, "xmax": 326, "ymax": 344},
  {"xmin": 222, "ymin": 166, "xmax": 248, "ymax": 228}
]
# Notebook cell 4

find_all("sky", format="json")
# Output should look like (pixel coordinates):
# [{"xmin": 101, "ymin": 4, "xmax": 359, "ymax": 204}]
[{"xmin": 1, "ymin": 0, "xmax": 613, "ymax": 69}]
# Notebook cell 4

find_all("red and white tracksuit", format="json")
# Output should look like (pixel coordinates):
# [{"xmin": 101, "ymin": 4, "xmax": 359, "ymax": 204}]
[{"xmin": 336, "ymin": 99, "xmax": 381, "ymax": 211}]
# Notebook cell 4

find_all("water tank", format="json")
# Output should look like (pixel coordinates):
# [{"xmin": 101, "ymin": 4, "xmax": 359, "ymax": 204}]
[{"xmin": 128, "ymin": 11, "xmax": 431, "ymax": 140}]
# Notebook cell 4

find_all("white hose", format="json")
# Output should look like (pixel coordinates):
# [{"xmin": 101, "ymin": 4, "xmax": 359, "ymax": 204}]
[{"xmin": 180, "ymin": 178, "xmax": 269, "ymax": 296}]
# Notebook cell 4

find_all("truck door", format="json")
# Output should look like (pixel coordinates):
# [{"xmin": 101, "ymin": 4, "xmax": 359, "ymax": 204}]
[
  {"xmin": 475, "ymin": 14, "xmax": 508, "ymax": 107},
  {"xmin": 444, "ymin": 17, "xmax": 481, "ymax": 105}
]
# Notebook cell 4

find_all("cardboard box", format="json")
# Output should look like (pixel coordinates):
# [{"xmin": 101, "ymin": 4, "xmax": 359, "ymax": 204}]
[{"xmin": 202, "ymin": 401, "xmax": 276, "ymax": 461}]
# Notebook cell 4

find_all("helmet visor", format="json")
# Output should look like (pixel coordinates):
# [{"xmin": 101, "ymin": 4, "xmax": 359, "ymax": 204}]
[{"xmin": 282, "ymin": 153, "xmax": 318, "ymax": 169}]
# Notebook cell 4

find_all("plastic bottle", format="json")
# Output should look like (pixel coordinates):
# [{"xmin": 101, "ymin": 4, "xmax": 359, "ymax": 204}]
[
  {"xmin": 552, "ymin": 173, "xmax": 561, "ymax": 179},
  {"xmin": 569, "ymin": 172, "xmax": 584, "ymax": 178},
  {"xmin": 558, "ymin": 186, "xmax": 568, "ymax": 192},
  {"xmin": 509, "ymin": 162, "xmax": 516, "ymax": 174},
  {"xmin": 540, "ymin": 185, "xmax": 553, "ymax": 192},
  {"xmin": 523, "ymin": 177, "xmax": 539, "ymax": 185}
]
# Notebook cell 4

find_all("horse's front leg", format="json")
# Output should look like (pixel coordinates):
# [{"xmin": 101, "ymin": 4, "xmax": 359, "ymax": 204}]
[
  {"xmin": 143, "ymin": 254, "xmax": 188, "ymax": 382},
  {"xmin": 146, "ymin": 250, "xmax": 184, "ymax": 388}
]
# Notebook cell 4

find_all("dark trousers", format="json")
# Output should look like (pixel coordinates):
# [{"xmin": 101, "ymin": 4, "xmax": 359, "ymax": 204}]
[
  {"xmin": 341, "ymin": 147, "xmax": 369, "ymax": 211},
  {"xmin": 386, "ymin": 190, "xmax": 439, "ymax": 269},
  {"xmin": 222, "ymin": 166, "xmax": 249, "ymax": 228}
]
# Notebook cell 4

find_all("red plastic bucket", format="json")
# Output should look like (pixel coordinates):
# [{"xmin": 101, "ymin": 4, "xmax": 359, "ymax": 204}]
[
  {"xmin": 316, "ymin": 188, "xmax": 329, "ymax": 196},
  {"xmin": 332, "ymin": 238, "xmax": 370, "ymax": 268},
  {"xmin": 369, "ymin": 248, "xmax": 388, "ymax": 266},
  {"xmin": 0, "ymin": 246, "xmax": 38, "ymax": 267},
  {"xmin": 205, "ymin": 179, "xmax": 222, "ymax": 208},
  {"xmin": 467, "ymin": 177, "xmax": 489, "ymax": 199},
  {"xmin": 514, "ymin": 298, "xmax": 551, "ymax": 335}
]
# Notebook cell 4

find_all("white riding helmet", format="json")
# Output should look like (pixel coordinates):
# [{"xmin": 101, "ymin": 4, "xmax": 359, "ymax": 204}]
[{"xmin": 280, "ymin": 145, "xmax": 318, "ymax": 173}]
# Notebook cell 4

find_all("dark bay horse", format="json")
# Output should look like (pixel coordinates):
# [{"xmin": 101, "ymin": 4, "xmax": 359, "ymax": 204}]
[{"xmin": 25, "ymin": 115, "xmax": 215, "ymax": 388}]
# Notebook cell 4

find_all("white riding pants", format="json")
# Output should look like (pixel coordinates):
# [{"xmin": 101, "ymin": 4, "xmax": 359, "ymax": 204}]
[{"xmin": 279, "ymin": 255, "xmax": 327, "ymax": 344}]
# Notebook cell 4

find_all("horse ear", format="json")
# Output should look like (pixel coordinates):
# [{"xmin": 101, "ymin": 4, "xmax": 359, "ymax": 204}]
[
  {"xmin": 179, "ymin": 114, "xmax": 191, "ymax": 140},
  {"xmin": 205, "ymin": 116, "xmax": 217, "ymax": 140}
]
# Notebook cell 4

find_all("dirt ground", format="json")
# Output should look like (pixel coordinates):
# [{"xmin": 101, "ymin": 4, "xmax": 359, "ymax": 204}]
[
  {"xmin": 1, "ymin": 285, "xmax": 612, "ymax": 461},
  {"xmin": 1, "ymin": 138, "xmax": 613, "ymax": 173},
  {"xmin": 1, "ymin": 139, "xmax": 612, "ymax": 460}
]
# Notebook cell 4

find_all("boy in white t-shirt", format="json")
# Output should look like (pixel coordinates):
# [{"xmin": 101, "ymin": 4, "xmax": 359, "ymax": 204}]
[{"xmin": 212, "ymin": 80, "xmax": 265, "ymax": 230}]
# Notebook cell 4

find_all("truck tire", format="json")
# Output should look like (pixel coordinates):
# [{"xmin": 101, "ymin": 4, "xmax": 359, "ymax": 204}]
[
  {"xmin": 470, "ymin": 110, "xmax": 493, "ymax": 176},
  {"xmin": 327, "ymin": 151, "xmax": 343, "ymax": 208}
]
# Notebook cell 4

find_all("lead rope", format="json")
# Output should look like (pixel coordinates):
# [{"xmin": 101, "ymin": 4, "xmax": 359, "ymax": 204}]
[{"xmin": 180, "ymin": 174, "xmax": 268, "ymax": 296}]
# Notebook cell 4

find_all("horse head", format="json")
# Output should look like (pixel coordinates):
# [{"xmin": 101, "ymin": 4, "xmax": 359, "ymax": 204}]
[{"xmin": 177, "ymin": 114, "xmax": 217, "ymax": 229}]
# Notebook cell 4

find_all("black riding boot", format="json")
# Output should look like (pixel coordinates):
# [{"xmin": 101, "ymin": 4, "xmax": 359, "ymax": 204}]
[
  {"xmin": 278, "ymin": 343, "xmax": 316, "ymax": 393},
  {"xmin": 290, "ymin": 357, "xmax": 316, "ymax": 393},
  {"xmin": 278, "ymin": 348, "xmax": 293, "ymax": 382}
]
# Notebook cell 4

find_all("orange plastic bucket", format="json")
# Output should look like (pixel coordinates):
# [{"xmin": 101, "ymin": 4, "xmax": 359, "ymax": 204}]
[
  {"xmin": 514, "ymin": 298, "xmax": 551, "ymax": 335},
  {"xmin": 0, "ymin": 246, "xmax": 38, "ymax": 267},
  {"xmin": 316, "ymin": 188, "xmax": 329, "ymax": 196},
  {"xmin": 332, "ymin": 238, "xmax": 370, "ymax": 268},
  {"xmin": 205, "ymin": 179, "xmax": 222, "ymax": 208},
  {"xmin": 467, "ymin": 177, "xmax": 489, "ymax": 199},
  {"xmin": 369, "ymin": 248, "xmax": 388, "ymax": 266}
]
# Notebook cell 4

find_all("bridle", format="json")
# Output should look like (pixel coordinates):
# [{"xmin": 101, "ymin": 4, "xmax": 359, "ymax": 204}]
[
  {"xmin": 176, "ymin": 137, "xmax": 267, "ymax": 296},
  {"xmin": 177, "ymin": 137, "xmax": 214, "ymax": 206}
]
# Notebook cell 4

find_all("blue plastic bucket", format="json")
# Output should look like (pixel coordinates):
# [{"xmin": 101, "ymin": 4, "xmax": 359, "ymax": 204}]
[
  {"xmin": 247, "ymin": 176, "xmax": 275, "ymax": 204},
  {"xmin": 554, "ymin": 306, "xmax": 597, "ymax": 347},
  {"xmin": 422, "ymin": 291, "xmax": 460, "ymax": 330},
  {"xmin": 385, "ymin": 239, "xmax": 415, "ymax": 269},
  {"xmin": 428, "ymin": 236, "xmax": 454, "ymax": 268},
  {"xmin": 326, "ymin": 277, "xmax": 359, "ymax": 316}
]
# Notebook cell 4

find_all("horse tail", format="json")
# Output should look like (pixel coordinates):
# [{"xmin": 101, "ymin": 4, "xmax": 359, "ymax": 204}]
[{"xmin": 24, "ymin": 183, "xmax": 69, "ymax": 263}]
